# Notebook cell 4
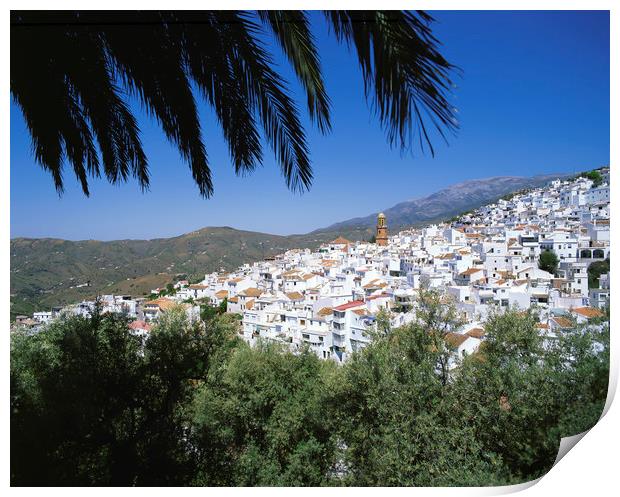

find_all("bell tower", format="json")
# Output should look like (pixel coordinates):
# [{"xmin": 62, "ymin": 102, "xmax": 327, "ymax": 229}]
[{"xmin": 376, "ymin": 212, "xmax": 388, "ymax": 246}]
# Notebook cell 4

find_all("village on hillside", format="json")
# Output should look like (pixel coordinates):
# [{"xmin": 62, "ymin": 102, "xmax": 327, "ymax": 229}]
[{"xmin": 13, "ymin": 169, "xmax": 610, "ymax": 364}]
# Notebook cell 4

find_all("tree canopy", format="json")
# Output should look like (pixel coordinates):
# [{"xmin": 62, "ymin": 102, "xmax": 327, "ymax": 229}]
[
  {"xmin": 11, "ymin": 291, "xmax": 609, "ymax": 486},
  {"xmin": 11, "ymin": 10, "xmax": 457, "ymax": 197},
  {"xmin": 539, "ymin": 249, "xmax": 559, "ymax": 275}
]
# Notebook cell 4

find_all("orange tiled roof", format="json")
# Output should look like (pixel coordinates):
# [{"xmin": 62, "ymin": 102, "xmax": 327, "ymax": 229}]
[
  {"xmin": 552, "ymin": 316, "xmax": 574, "ymax": 329},
  {"xmin": 286, "ymin": 291, "xmax": 304, "ymax": 300},
  {"xmin": 144, "ymin": 298, "xmax": 176, "ymax": 310},
  {"xmin": 460, "ymin": 267, "xmax": 483, "ymax": 276},
  {"xmin": 317, "ymin": 307, "xmax": 333, "ymax": 317},
  {"xmin": 466, "ymin": 328, "xmax": 485, "ymax": 338},
  {"xmin": 333, "ymin": 300, "xmax": 365, "ymax": 312},
  {"xmin": 572, "ymin": 307, "xmax": 604, "ymax": 319},
  {"xmin": 445, "ymin": 332, "xmax": 469, "ymax": 348},
  {"xmin": 240, "ymin": 288, "xmax": 262, "ymax": 298},
  {"xmin": 129, "ymin": 320, "xmax": 152, "ymax": 332}
]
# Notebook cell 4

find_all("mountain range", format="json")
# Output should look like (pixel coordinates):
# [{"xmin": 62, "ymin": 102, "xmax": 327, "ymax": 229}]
[
  {"xmin": 10, "ymin": 172, "xmax": 570, "ymax": 319},
  {"xmin": 319, "ymin": 174, "xmax": 568, "ymax": 232}
]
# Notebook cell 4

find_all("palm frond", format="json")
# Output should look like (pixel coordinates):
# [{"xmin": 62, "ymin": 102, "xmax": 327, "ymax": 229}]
[
  {"xmin": 325, "ymin": 10, "xmax": 458, "ymax": 155},
  {"xmin": 11, "ymin": 10, "xmax": 457, "ymax": 196},
  {"xmin": 259, "ymin": 10, "xmax": 331, "ymax": 133}
]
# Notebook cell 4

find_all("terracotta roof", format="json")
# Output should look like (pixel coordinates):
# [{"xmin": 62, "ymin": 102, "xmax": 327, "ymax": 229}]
[
  {"xmin": 215, "ymin": 290, "xmax": 228, "ymax": 299},
  {"xmin": 572, "ymin": 307, "xmax": 604, "ymax": 319},
  {"xmin": 239, "ymin": 288, "xmax": 262, "ymax": 298},
  {"xmin": 228, "ymin": 296, "xmax": 239, "ymax": 303},
  {"xmin": 189, "ymin": 284, "xmax": 208, "ymax": 290},
  {"xmin": 466, "ymin": 328, "xmax": 485, "ymax": 339},
  {"xmin": 352, "ymin": 308, "xmax": 368, "ymax": 316},
  {"xmin": 144, "ymin": 298, "xmax": 176, "ymax": 310},
  {"xmin": 317, "ymin": 307, "xmax": 333, "ymax": 317},
  {"xmin": 551, "ymin": 316, "xmax": 574, "ymax": 329},
  {"xmin": 460, "ymin": 267, "xmax": 483, "ymax": 276},
  {"xmin": 445, "ymin": 332, "xmax": 469, "ymax": 348},
  {"xmin": 437, "ymin": 253, "xmax": 455, "ymax": 260},
  {"xmin": 245, "ymin": 299, "xmax": 255, "ymax": 310},
  {"xmin": 286, "ymin": 291, "xmax": 304, "ymax": 300},
  {"xmin": 333, "ymin": 300, "xmax": 365, "ymax": 312},
  {"xmin": 129, "ymin": 320, "xmax": 152, "ymax": 332},
  {"xmin": 363, "ymin": 279, "xmax": 386, "ymax": 289}
]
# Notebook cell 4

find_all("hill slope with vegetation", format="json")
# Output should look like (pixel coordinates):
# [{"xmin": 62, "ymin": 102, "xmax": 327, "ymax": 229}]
[
  {"xmin": 10, "ymin": 226, "xmax": 371, "ymax": 318},
  {"xmin": 10, "ymin": 172, "xmax": 573, "ymax": 318}
]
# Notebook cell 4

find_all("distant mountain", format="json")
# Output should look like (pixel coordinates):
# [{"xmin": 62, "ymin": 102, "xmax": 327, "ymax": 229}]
[
  {"xmin": 10, "ymin": 172, "xmax": 569, "ymax": 319},
  {"xmin": 318, "ymin": 173, "xmax": 570, "ymax": 232}
]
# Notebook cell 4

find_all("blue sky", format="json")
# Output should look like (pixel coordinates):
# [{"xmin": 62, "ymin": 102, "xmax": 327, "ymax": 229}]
[{"xmin": 10, "ymin": 10, "xmax": 610, "ymax": 240}]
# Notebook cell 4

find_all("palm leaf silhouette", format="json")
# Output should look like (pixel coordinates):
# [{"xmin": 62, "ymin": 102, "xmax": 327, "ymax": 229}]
[{"xmin": 11, "ymin": 10, "xmax": 457, "ymax": 197}]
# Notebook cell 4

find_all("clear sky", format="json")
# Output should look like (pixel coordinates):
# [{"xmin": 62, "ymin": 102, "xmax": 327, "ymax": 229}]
[{"xmin": 10, "ymin": 10, "xmax": 610, "ymax": 241}]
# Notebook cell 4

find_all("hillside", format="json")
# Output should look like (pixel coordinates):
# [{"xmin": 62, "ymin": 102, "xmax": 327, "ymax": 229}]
[
  {"xmin": 319, "ymin": 173, "xmax": 569, "ymax": 232},
  {"xmin": 10, "ymin": 172, "xmax": 567, "ymax": 318},
  {"xmin": 10, "ymin": 226, "xmax": 371, "ymax": 318}
]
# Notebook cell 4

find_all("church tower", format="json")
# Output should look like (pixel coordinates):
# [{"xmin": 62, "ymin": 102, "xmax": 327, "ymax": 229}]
[{"xmin": 376, "ymin": 212, "xmax": 388, "ymax": 246}]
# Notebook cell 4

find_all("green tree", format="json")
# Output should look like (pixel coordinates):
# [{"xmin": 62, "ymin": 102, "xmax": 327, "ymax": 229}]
[
  {"xmin": 334, "ymin": 313, "xmax": 501, "ymax": 486},
  {"xmin": 189, "ymin": 341, "xmax": 340, "ymax": 486},
  {"xmin": 11, "ymin": 11, "xmax": 456, "ymax": 197},
  {"xmin": 588, "ymin": 258, "xmax": 610, "ymax": 288},
  {"xmin": 581, "ymin": 170, "xmax": 603, "ymax": 187},
  {"xmin": 539, "ymin": 250, "xmax": 559, "ymax": 275},
  {"xmin": 10, "ymin": 307, "xmax": 239, "ymax": 485},
  {"xmin": 10, "ymin": 294, "xmax": 610, "ymax": 486},
  {"xmin": 451, "ymin": 309, "xmax": 609, "ymax": 482},
  {"xmin": 11, "ymin": 311, "xmax": 145, "ymax": 484}
]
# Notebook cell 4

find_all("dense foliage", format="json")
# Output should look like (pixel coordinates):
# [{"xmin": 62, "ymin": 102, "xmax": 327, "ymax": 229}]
[
  {"xmin": 580, "ymin": 170, "xmax": 604, "ymax": 187},
  {"xmin": 11, "ymin": 292, "xmax": 609, "ymax": 486},
  {"xmin": 539, "ymin": 250, "xmax": 559, "ymax": 275},
  {"xmin": 588, "ymin": 258, "xmax": 610, "ymax": 288}
]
